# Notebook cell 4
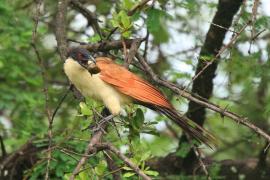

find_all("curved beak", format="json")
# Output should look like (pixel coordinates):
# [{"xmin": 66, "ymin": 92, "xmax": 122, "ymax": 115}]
[{"xmin": 88, "ymin": 55, "xmax": 96, "ymax": 64}]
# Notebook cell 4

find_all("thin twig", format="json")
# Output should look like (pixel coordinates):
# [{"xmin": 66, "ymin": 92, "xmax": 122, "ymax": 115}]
[
  {"xmin": 128, "ymin": 0, "xmax": 151, "ymax": 16},
  {"xmin": 58, "ymin": 149, "xmax": 80, "ymax": 162},
  {"xmin": 106, "ymin": 27, "xmax": 118, "ymax": 40},
  {"xmin": 70, "ymin": 0, "xmax": 102, "ymax": 38},
  {"xmin": 122, "ymin": 39, "xmax": 128, "ymax": 66},
  {"xmin": 69, "ymin": 131, "xmax": 105, "ymax": 179},
  {"xmin": 31, "ymin": 0, "xmax": 53, "ymax": 179},
  {"xmin": 136, "ymin": 53, "xmax": 270, "ymax": 143},
  {"xmin": 208, "ymin": 22, "xmax": 239, "ymax": 34},
  {"xmin": 104, "ymin": 151, "xmax": 121, "ymax": 180},
  {"xmin": 105, "ymin": 0, "xmax": 152, "ymax": 39},
  {"xmin": 251, "ymin": 29, "xmax": 266, "ymax": 41},
  {"xmin": 143, "ymin": 30, "xmax": 150, "ymax": 58},
  {"xmin": 248, "ymin": 0, "xmax": 260, "ymax": 53},
  {"xmin": 51, "ymin": 84, "xmax": 72, "ymax": 122},
  {"xmin": 188, "ymin": 138, "xmax": 211, "ymax": 180},
  {"xmin": 181, "ymin": 21, "xmax": 251, "ymax": 95},
  {"xmin": 97, "ymin": 143, "xmax": 152, "ymax": 180},
  {"xmin": 69, "ymin": 108, "xmax": 112, "ymax": 180}
]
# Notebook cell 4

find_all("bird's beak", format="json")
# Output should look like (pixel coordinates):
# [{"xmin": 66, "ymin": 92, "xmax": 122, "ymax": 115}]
[{"xmin": 88, "ymin": 55, "xmax": 96, "ymax": 65}]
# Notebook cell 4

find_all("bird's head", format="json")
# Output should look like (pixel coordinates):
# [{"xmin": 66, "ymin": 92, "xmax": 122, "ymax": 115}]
[{"xmin": 68, "ymin": 48, "xmax": 96, "ymax": 66}]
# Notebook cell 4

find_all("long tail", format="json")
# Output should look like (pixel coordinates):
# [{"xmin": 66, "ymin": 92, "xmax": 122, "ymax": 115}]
[{"xmin": 139, "ymin": 102, "xmax": 216, "ymax": 148}]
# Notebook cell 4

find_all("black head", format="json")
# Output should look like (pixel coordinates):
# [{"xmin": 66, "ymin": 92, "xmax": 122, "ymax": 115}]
[{"xmin": 68, "ymin": 48, "xmax": 95, "ymax": 65}]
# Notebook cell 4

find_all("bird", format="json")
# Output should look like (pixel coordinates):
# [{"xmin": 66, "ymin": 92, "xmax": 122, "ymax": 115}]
[{"xmin": 64, "ymin": 47, "xmax": 215, "ymax": 147}]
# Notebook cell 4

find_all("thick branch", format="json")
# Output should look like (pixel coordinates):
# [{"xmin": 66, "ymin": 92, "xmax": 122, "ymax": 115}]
[
  {"xmin": 55, "ymin": 0, "xmax": 69, "ymax": 61},
  {"xmin": 69, "ymin": 108, "xmax": 111, "ymax": 180},
  {"xmin": 181, "ymin": 0, "xmax": 243, "ymax": 171},
  {"xmin": 124, "ymin": 38, "xmax": 142, "ymax": 67},
  {"xmin": 80, "ymin": 39, "xmax": 141, "ymax": 52}
]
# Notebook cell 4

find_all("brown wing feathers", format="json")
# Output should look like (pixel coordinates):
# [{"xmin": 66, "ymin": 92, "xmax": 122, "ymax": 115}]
[
  {"xmin": 96, "ymin": 57, "xmax": 215, "ymax": 146},
  {"xmin": 97, "ymin": 58, "xmax": 172, "ymax": 108}
]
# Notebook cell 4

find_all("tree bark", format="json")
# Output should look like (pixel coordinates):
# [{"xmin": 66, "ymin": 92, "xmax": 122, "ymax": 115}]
[{"xmin": 180, "ymin": 0, "xmax": 243, "ymax": 173}]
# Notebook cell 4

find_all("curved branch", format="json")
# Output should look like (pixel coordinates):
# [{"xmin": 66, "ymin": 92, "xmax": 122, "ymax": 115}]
[
  {"xmin": 70, "ymin": 0, "xmax": 102, "ymax": 37},
  {"xmin": 97, "ymin": 143, "xmax": 152, "ymax": 180},
  {"xmin": 135, "ymin": 53, "xmax": 270, "ymax": 143},
  {"xmin": 69, "ymin": 108, "xmax": 111, "ymax": 180}
]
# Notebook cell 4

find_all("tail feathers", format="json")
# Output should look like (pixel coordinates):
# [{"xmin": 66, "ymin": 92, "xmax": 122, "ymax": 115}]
[
  {"xmin": 158, "ymin": 107, "xmax": 216, "ymax": 148},
  {"xmin": 140, "ymin": 103, "xmax": 216, "ymax": 148}
]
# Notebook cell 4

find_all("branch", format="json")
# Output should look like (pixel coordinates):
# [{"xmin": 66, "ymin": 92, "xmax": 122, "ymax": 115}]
[
  {"xmin": 0, "ymin": 138, "xmax": 45, "ymax": 179},
  {"xmin": 80, "ymin": 39, "xmax": 142, "ymax": 52},
  {"xmin": 104, "ymin": 151, "xmax": 121, "ymax": 180},
  {"xmin": 249, "ymin": 0, "xmax": 260, "ymax": 53},
  {"xmin": 31, "ymin": 0, "xmax": 53, "ymax": 179},
  {"xmin": 128, "ymin": 0, "xmax": 151, "ymax": 16},
  {"xmin": 0, "ymin": 136, "xmax": 6, "ymax": 159},
  {"xmin": 51, "ymin": 84, "xmax": 72, "ymax": 122},
  {"xmin": 55, "ymin": 0, "xmax": 69, "ymax": 61},
  {"xmin": 97, "ymin": 143, "xmax": 152, "ymax": 180},
  {"xmin": 69, "ymin": 108, "xmax": 111, "ymax": 180},
  {"xmin": 70, "ymin": 0, "xmax": 102, "ymax": 38},
  {"xmin": 124, "ymin": 38, "xmax": 142, "ymax": 67},
  {"xmin": 135, "ymin": 53, "xmax": 270, "ymax": 142},
  {"xmin": 179, "ymin": 0, "xmax": 245, "ymax": 171},
  {"xmin": 182, "ymin": 20, "xmax": 250, "ymax": 96}
]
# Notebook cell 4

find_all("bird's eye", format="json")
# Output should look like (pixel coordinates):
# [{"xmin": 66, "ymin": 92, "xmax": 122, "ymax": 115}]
[{"xmin": 77, "ymin": 53, "xmax": 83, "ymax": 60}]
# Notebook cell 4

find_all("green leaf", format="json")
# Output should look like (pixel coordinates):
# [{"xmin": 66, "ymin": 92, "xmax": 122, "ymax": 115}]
[
  {"xmin": 94, "ymin": 160, "xmax": 107, "ymax": 176},
  {"xmin": 123, "ymin": 0, "xmax": 134, "ymax": 10},
  {"xmin": 64, "ymin": 173, "xmax": 71, "ymax": 180},
  {"xmin": 200, "ymin": 55, "xmax": 213, "ymax": 61},
  {"xmin": 122, "ymin": 166, "xmax": 133, "ymax": 171},
  {"xmin": 123, "ymin": 172, "xmax": 136, "ymax": 177},
  {"xmin": 78, "ymin": 170, "xmax": 89, "ymax": 179},
  {"xmin": 0, "ymin": 60, "xmax": 4, "ymax": 69},
  {"xmin": 122, "ymin": 30, "xmax": 131, "ymax": 38},
  {"xmin": 133, "ymin": 108, "xmax": 145, "ymax": 130},
  {"xmin": 111, "ymin": 19, "xmax": 119, "ymax": 28},
  {"xmin": 111, "ymin": 10, "xmax": 133, "ymax": 38},
  {"xmin": 209, "ymin": 163, "xmax": 221, "ymax": 177},
  {"xmin": 88, "ymin": 34, "xmax": 101, "ymax": 43},
  {"xmin": 119, "ymin": 10, "xmax": 131, "ymax": 29},
  {"xmin": 176, "ymin": 142, "xmax": 191, "ymax": 158},
  {"xmin": 146, "ymin": 8, "xmax": 169, "ymax": 43},
  {"xmin": 140, "ymin": 151, "xmax": 151, "ymax": 161},
  {"xmin": 144, "ymin": 170, "xmax": 159, "ymax": 176},
  {"xmin": 96, "ymin": 1, "xmax": 111, "ymax": 14},
  {"xmin": 130, "ymin": 157, "xmax": 139, "ymax": 165},
  {"xmin": 79, "ymin": 102, "xmax": 91, "ymax": 116}
]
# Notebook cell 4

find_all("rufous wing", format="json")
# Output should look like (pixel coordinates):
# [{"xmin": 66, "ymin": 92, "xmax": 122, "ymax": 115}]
[{"xmin": 96, "ymin": 57, "xmax": 172, "ymax": 109}]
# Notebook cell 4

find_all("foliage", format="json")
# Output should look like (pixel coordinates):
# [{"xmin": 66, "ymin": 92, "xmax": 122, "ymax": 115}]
[{"xmin": 0, "ymin": 0, "xmax": 270, "ymax": 179}]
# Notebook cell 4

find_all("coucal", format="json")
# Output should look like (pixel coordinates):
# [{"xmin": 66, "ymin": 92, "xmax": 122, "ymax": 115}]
[{"xmin": 64, "ymin": 48, "xmax": 215, "ymax": 146}]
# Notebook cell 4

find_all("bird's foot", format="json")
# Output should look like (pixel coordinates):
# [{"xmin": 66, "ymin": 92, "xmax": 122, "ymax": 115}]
[
  {"xmin": 83, "ymin": 114, "xmax": 115, "ymax": 132},
  {"xmin": 98, "ymin": 114, "xmax": 115, "ymax": 126}
]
